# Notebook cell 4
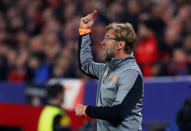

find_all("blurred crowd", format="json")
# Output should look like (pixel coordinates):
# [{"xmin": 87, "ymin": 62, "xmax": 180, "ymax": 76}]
[{"xmin": 0, "ymin": 0, "xmax": 191, "ymax": 84}]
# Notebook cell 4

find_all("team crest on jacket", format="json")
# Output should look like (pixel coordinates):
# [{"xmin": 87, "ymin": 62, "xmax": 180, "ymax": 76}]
[{"xmin": 110, "ymin": 74, "xmax": 117, "ymax": 85}]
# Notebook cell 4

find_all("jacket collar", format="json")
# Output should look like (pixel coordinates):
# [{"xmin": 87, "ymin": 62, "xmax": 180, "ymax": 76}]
[{"xmin": 108, "ymin": 53, "xmax": 135, "ymax": 69}]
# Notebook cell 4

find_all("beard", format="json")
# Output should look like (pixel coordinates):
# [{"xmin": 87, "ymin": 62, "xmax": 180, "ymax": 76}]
[{"xmin": 103, "ymin": 51, "xmax": 115, "ymax": 61}]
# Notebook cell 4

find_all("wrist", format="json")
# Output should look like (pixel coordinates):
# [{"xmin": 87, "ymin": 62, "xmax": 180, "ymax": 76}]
[
  {"xmin": 79, "ymin": 28, "xmax": 91, "ymax": 35},
  {"xmin": 83, "ymin": 106, "xmax": 88, "ymax": 117}
]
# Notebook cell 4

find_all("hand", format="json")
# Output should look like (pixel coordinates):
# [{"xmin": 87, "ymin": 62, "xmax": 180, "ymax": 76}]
[
  {"xmin": 80, "ymin": 10, "xmax": 97, "ymax": 29},
  {"xmin": 75, "ymin": 104, "xmax": 86, "ymax": 117}
]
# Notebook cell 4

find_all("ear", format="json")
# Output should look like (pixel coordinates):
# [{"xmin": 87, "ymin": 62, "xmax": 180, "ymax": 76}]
[{"xmin": 117, "ymin": 41, "xmax": 125, "ymax": 50}]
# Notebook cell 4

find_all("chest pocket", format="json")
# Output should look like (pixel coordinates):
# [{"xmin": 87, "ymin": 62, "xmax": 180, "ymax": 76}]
[{"xmin": 101, "ymin": 72, "xmax": 118, "ymax": 105}]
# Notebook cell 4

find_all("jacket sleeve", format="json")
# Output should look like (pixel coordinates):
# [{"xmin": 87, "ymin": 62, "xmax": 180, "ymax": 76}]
[
  {"xmin": 85, "ymin": 70, "xmax": 143, "ymax": 123},
  {"xmin": 78, "ymin": 34, "xmax": 106, "ymax": 79}
]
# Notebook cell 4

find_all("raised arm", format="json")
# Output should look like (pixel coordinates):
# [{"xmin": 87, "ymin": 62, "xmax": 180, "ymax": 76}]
[{"xmin": 78, "ymin": 11, "xmax": 106, "ymax": 79}]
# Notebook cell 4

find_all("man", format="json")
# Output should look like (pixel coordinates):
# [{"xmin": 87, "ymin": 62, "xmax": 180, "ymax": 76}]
[
  {"xmin": 135, "ymin": 18, "xmax": 160, "ymax": 76},
  {"xmin": 38, "ymin": 84, "xmax": 71, "ymax": 131},
  {"xmin": 75, "ymin": 10, "xmax": 144, "ymax": 131}
]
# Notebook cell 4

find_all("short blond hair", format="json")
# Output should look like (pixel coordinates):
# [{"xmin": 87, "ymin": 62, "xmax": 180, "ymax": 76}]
[{"xmin": 106, "ymin": 22, "xmax": 136, "ymax": 54}]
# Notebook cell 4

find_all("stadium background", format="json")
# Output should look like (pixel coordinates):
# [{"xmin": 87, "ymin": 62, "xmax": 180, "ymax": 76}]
[{"xmin": 0, "ymin": 0, "xmax": 191, "ymax": 131}]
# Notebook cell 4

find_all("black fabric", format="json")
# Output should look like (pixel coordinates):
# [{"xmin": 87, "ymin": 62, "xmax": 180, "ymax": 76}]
[
  {"xmin": 78, "ymin": 34, "xmax": 98, "ymax": 79},
  {"xmin": 53, "ymin": 115, "xmax": 71, "ymax": 131},
  {"xmin": 86, "ymin": 75, "xmax": 143, "ymax": 124}
]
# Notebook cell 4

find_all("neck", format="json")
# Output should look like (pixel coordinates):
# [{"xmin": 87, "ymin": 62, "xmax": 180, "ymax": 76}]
[
  {"xmin": 115, "ymin": 51, "xmax": 130, "ymax": 59},
  {"xmin": 49, "ymin": 99, "xmax": 61, "ymax": 107}
]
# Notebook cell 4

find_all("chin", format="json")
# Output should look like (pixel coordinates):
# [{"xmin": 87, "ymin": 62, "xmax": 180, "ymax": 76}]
[{"xmin": 104, "ymin": 55, "xmax": 112, "ymax": 62}]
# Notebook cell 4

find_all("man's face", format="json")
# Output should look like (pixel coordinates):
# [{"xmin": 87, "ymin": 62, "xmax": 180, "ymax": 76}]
[
  {"xmin": 138, "ymin": 23, "xmax": 151, "ymax": 39},
  {"xmin": 101, "ymin": 29, "xmax": 118, "ymax": 61},
  {"xmin": 57, "ymin": 91, "xmax": 64, "ymax": 106}
]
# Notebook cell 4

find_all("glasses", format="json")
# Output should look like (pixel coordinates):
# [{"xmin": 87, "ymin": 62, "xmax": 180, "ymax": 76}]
[{"xmin": 104, "ymin": 35, "xmax": 118, "ymax": 41}]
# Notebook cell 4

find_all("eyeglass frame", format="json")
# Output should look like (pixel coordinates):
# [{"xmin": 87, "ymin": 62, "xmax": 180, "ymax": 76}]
[{"xmin": 104, "ymin": 35, "xmax": 119, "ymax": 41}]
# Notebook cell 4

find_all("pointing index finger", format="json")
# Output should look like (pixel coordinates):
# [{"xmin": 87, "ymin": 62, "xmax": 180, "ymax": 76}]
[{"xmin": 90, "ymin": 10, "xmax": 97, "ymax": 19}]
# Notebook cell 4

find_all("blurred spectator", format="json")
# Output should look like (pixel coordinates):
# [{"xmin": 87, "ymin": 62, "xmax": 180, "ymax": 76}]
[
  {"xmin": 8, "ymin": 48, "xmax": 28, "ymax": 82},
  {"xmin": 38, "ymin": 84, "xmax": 71, "ymax": 131},
  {"xmin": 26, "ymin": 51, "xmax": 51, "ymax": 84},
  {"xmin": 52, "ymin": 54, "xmax": 77, "ymax": 78},
  {"xmin": 29, "ymin": 36, "xmax": 45, "ymax": 52},
  {"xmin": 164, "ymin": 19, "xmax": 182, "ymax": 53},
  {"xmin": 157, "ymin": 48, "xmax": 191, "ymax": 76},
  {"xmin": 135, "ymin": 18, "xmax": 161, "ymax": 76},
  {"xmin": 183, "ymin": 34, "xmax": 191, "ymax": 62}
]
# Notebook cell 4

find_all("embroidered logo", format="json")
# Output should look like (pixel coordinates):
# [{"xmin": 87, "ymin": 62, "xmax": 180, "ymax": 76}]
[{"xmin": 110, "ymin": 74, "xmax": 117, "ymax": 85}]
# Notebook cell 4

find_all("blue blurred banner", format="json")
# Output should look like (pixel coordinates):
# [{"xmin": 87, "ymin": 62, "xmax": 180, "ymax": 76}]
[
  {"xmin": 143, "ymin": 80, "xmax": 191, "ymax": 122},
  {"xmin": 83, "ymin": 80, "xmax": 98, "ymax": 106},
  {"xmin": 0, "ymin": 82, "xmax": 25, "ymax": 104}
]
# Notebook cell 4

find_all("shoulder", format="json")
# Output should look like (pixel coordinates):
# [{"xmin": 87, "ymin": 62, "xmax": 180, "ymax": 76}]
[
  {"xmin": 120, "ymin": 60, "xmax": 143, "ymax": 77},
  {"xmin": 119, "ymin": 69, "xmax": 139, "ymax": 80},
  {"xmin": 118, "ymin": 69, "xmax": 143, "ymax": 85}
]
